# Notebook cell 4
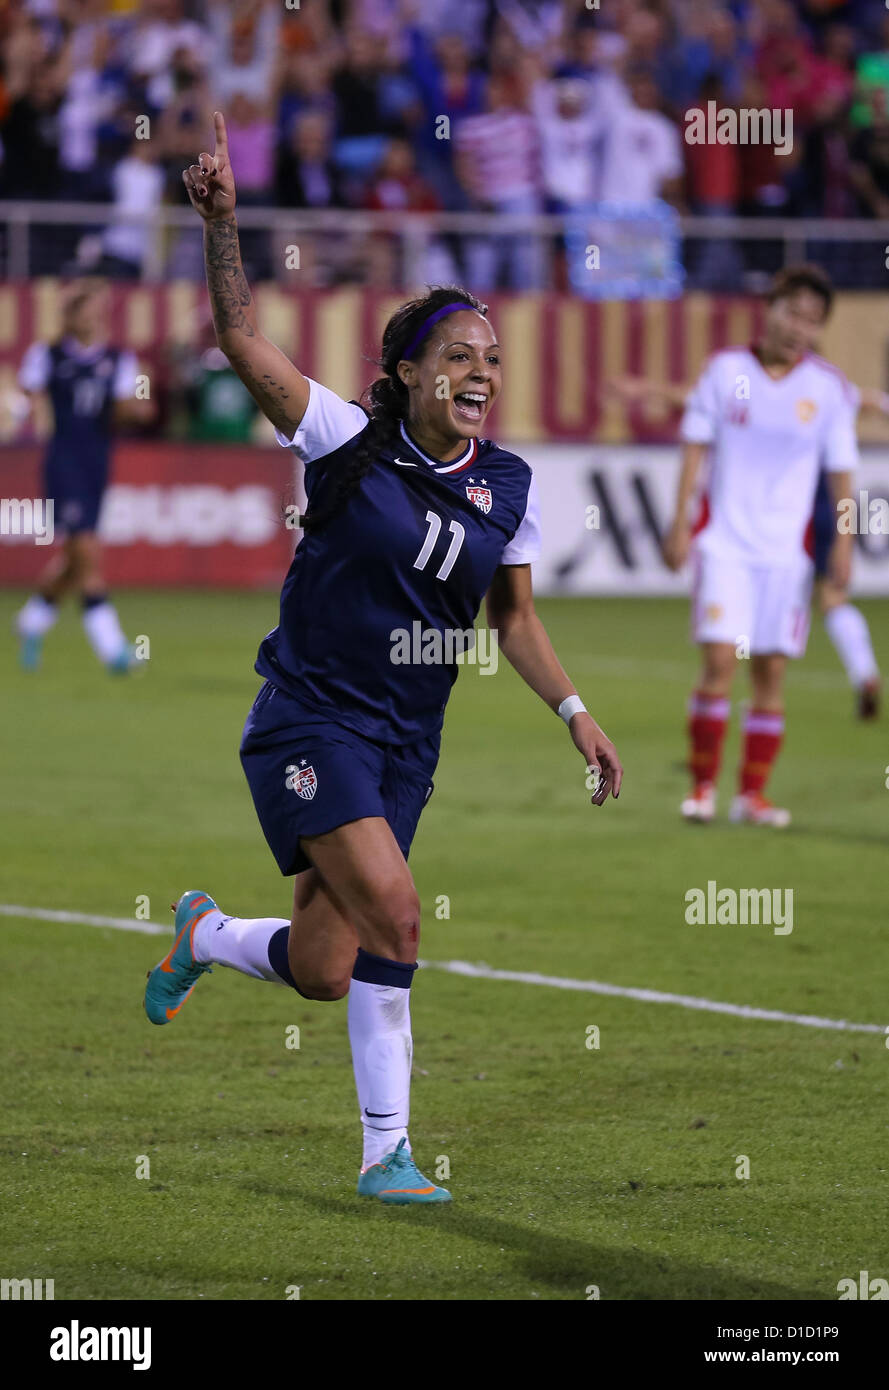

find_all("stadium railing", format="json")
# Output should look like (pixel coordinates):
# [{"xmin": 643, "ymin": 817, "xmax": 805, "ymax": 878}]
[{"xmin": 0, "ymin": 202, "xmax": 888, "ymax": 291}]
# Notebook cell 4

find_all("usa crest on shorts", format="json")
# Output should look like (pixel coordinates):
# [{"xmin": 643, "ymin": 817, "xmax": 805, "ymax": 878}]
[
  {"xmin": 466, "ymin": 482, "xmax": 492, "ymax": 513},
  {"xmin": 285, "ymin": 761, "xmax": 318, "ymax": 800}
]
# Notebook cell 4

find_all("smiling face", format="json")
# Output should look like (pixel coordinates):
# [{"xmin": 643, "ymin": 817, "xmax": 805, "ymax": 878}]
[{"xmin": 397, "ymin": 309, "xmax": 502, "ymax": 453}]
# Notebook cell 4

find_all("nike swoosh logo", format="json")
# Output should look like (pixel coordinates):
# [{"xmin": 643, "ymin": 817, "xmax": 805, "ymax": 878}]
[
  {"xmin": 393, "ymin": 458, "xmax": 418, "ymax": 468},
  {"xmin": 365, "ymin": 1109, "xmax": 398, "ymax": 1118},
  {"xmin": 165, "ymin": 988, "xmax": 195, "ymax": 1020},
  {"xmin": 159, "ymin": 908, "xmax": 212, "ymax": 971}
]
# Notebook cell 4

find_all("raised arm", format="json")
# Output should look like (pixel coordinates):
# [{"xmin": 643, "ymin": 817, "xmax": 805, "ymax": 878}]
[
  {"xmin": 605, "ymin": 375, "xmax": 692, "ymax": 411},
  {"xmin": 183, "ymin": 111, "xmax": 310, "ymax": 438}
]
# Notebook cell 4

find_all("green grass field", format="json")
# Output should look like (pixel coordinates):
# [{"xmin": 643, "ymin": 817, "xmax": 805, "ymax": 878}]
[{"xmin": 1, "ymin": 589, "xmax": 886, "ymax": 1302}]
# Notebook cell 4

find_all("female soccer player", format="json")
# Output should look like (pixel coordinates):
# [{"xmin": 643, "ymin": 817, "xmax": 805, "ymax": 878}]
[
  {"xmin": 608, "ymin": 371, "xmax": 882, "ymax": 722},
  {"xmin": 145, "ymin": 113, "xmax": 622, "ymax": 1206},
  {"xmin": 661, "ymin": 266, "xmax": 859, "ymax": 826},
  {"xmin": 14, "ymin": 278, "xmax": 144, "ymax": 672}
]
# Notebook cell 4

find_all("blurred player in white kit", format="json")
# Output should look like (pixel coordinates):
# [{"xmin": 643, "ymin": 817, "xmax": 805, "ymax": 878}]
[{"xmin": 662, "ymin": 266, "xmax": 861, "ymax": 827}]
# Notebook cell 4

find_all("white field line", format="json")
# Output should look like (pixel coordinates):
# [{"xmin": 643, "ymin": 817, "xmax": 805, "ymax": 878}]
[
  {"xmin": 0, "ymin": 903, "xmax": 883, "ymax": 1035},
  {"xmin": 0, "ymin": 903, "xmax": 168, "ymax": 935},
  {"xmin": 420, "ymin": 959, "xmax": 885, "ymax": 1034}
]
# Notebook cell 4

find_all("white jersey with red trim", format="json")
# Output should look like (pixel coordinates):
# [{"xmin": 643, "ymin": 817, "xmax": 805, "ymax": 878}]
[{"xmin": 679, "ymin": 348, "xmax": 858, "ymax": 564}]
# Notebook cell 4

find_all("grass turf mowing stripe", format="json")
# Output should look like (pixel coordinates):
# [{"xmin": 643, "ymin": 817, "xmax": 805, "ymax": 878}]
[{"xmin": 2, "ymin": 902, "xmax": 883, "ymax": 1035}]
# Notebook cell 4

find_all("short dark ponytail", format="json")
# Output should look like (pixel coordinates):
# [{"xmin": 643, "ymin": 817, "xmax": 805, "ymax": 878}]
[{"xmin": 301, "ymin": 284, "xmax": 487, "ymax": 531}]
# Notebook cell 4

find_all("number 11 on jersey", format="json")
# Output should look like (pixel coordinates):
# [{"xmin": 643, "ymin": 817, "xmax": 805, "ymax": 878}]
[{"xmin": 413, "ymin": 510, "xmax": 465, "ymax": 581}]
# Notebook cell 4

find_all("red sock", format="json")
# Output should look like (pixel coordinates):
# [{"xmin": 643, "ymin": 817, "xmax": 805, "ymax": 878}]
[
  {"xmin": 687, "ymin": 691, "xmax": 730, "ymax": 789},
  {"xmin": 739, "ymin": 709, "xmax": 784, "ymax": 795}
]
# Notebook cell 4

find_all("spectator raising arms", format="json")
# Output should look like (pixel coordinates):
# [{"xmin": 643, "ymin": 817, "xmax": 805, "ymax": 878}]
[
  {"xmin": 598, "ymin": 67, "xmax": 684, "ymax": 208},
  {"xmin": 532, "ymin": 76, "xmax": 601, "ymax": 212},
  {"xmin": 0, "ymin": 0, "xmax": 887, "ymax": 290}
]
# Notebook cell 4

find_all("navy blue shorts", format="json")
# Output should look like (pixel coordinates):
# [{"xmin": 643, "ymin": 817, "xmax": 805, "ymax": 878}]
[
  {"xmin": 239, "ymin": 680, "xmax": 441, "ymax": 876},
  {"xmin": 44, "ymin": 462, "xmax": 106, "ymax": 535},
  {"xmin": 812, "ymin": 473, "xmax": 834, "ymax": 578}
]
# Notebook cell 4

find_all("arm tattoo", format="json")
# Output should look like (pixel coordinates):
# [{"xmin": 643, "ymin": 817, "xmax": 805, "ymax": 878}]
[
  {"xmin": 205, "ymin": 215, "xmax": 301, "ymax": 435},
  {"xmin": 230, "ymin": 355, "xmax": 295, "ymax": 436},
  {"xmin": 204, "ymin": 216, "xmax": 255, "ymax": 339}
]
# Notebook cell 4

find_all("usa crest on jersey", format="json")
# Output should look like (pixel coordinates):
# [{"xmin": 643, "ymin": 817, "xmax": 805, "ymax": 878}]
[
  {"xmin": 285, "ymin": 762, "xmax": 318, "ymax": 800},
  {"xmin": 466, "ymin": 484, "xmax": 492, "ymax": 513}
]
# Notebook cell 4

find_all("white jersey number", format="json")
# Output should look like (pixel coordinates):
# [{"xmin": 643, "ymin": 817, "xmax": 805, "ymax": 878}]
[
  {"xmin": 72, "ymin": 377, "xmax": 106, "ymax": 417},
  {"xmin": 413, "ymin": 510, "xmax": 465, "ymax": 581}
]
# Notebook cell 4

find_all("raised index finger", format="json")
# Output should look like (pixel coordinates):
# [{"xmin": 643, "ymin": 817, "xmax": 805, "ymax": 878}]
[{"xmin": 213, "ymin": 110, "xmax": 228, "ymax": 163}]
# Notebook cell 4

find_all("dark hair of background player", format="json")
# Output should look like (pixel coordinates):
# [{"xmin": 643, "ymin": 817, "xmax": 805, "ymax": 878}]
[{"xmin": 767, "ymin": 264, "xmax": 835, "ymax": 318}]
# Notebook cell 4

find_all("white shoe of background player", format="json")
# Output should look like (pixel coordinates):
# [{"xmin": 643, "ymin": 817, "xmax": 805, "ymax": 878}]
[
  {"xmin": 729, "ymin": 792, "xmax": 791, "ymax": 828},
  {"xmin": 680, "ymin": 783, "xmax": 716, "ymax": 822}
]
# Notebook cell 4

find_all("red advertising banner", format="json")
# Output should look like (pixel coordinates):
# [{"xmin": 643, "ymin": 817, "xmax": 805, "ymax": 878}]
[
  {"xmin": 2, "ymin": 284, "xmax": 887, "ymax": 444},
  {"xmin": 0, "ymin": 443, "xmax": 302, "ymax": 588}
]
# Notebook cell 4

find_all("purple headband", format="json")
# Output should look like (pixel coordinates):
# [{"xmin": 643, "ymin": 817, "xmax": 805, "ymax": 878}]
[{"xmin": 401, "ymin": 302, "xmax": 475, "ymax": 361}]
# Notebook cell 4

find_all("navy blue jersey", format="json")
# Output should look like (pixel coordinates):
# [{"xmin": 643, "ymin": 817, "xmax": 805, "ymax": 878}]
[
  {"xmin": 256, "ymin": 378, "xmax": 541, "ymax": 744},
  {"xmin": 19, "ymin": 338, "xmax": 137, "ymax": 484},
  {"xmin": 811, "ymin": 470, "xmax": 835, "ymax": 577}
]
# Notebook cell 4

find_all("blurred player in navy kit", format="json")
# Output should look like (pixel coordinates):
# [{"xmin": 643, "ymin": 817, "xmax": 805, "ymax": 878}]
[{"xmin": 14, "ymin": 277, "xmax": 150, "ymax": 672}]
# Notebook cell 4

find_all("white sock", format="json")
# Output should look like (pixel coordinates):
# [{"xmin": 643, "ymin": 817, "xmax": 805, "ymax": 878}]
[
  {"xmin": 348, "ymin": 951, "xmax": 416, "ymax": 1171},
  {"xmin": 82, "ymin": 598, "xmax": 127, "ymax": 664},
  {"xmin": 17, "ymin": 594, "xmax": 58, "ymax": 637},
  {"xmin": 824, "ymin": 604, "xmax": 880, "ymax": 687},
  {"xmin": 193, "ymin": 911, "xmax": 289, "ymax": 983}
]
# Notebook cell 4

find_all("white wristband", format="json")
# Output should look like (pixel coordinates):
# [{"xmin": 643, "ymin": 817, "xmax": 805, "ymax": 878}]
[{"xmin": 557, "ymin": 694, "xmax": 587, "ymax": 725}]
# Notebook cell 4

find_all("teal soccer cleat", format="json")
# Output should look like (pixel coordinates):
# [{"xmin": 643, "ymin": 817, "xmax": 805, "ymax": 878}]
[
  {"xmin": 108, "ymin": 643, "xmax": 139, "ymax": 674},
  {"xmin": 144, "ymin": 890, "xmax": 216, "ymax": 1025},
  {"xmin": 18, "ymin": 633, "xmax": 42, "ymax": 671},
  {"xmin": 357, "ymin": 1137, "xmax": 452, "ymax": 1205}
]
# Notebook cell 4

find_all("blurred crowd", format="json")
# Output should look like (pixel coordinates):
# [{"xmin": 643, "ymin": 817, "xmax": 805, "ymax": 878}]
[{"xmin": 1, "ymin": 0, "xmax": 889, "ymax": 288}]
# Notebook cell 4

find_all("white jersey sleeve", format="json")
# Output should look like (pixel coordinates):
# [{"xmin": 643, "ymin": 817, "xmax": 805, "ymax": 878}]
[
  {"xmin": 113, "ymin": 350, "xmax": 140, "ymax": 401},
  {"xmin": 679, "ymin": 357, "xmax": 722, "ymax": 445},
  {"xmin": 822, "ymin": 383, "xmax": 859, "ymax": 473},
  {"xmin": 275, "ymin": 377, "xmax": 368, "ymax": 463},
  {"xmin": 500, "ymin": 471, "xmax": 542, "ymax": 564},
  {"xmin": 18, "ymin": 342, "xmax": 51, "ymax": 392}
]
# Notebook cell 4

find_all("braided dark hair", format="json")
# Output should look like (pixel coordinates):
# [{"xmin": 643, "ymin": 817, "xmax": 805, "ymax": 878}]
[{"xmin": 300, "ymin": 285, "xmax": 488, "ymax": 532}]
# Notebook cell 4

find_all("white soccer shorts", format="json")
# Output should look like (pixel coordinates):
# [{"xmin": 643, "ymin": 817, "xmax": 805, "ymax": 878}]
[{"xmin": 690, "ymin": 547, "xmax": 814, "ymax": 658}]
